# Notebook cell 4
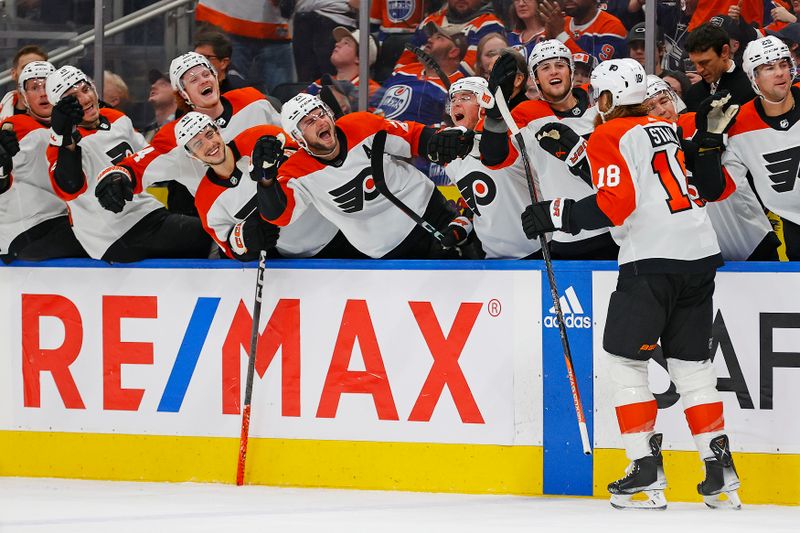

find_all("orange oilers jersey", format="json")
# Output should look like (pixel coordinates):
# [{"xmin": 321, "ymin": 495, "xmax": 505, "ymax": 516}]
[
  {"xmin": 561, "ymin": 10, "xmax": 627, "ymax": 62},
  {"xmin": 0, "ymin": 114, "xmax": 67, "ymax": 254},
  {"xmin": 370, "ymin": 0, "xmax": 425, "ymax": 35},
  {"xmin": 586, "ymin": 115, "xmax": 721, "ymax": 271},
  {"xmin": 45, "ymin": 108, "xmax": 164, "ymax": 259},
  {"xmin": 194, "ymin": 125, "xmax": 338, "ymax": 259},
  {"xmin": 120, "ymin": 87, "xmax": 281, "ymax": 196},
  {"xmin": 444, "ymin": 134, "xmax": 540, "ymax": 259},
  {"xmin": 266, "ymin": 112, "xmax": 435, "ymax": 258}
]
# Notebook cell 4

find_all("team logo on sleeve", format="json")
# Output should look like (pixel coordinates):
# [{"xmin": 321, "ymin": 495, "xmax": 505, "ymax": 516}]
[
  {"xmin": 387, "ymin": 0, "xmax": 415, "ymax": 22},
  {"xmin": 456, "ymin": 171, "xmax": 496, "ymax": 215},
  {"xmin": 763, "ymin": 146, "xmax": 800, "ymax": 193},
  {"xmin": 328, "ymin": 167, "xmax": 381, "ymax": 213},
  {"xmin": 378, "ymin": 85, "xmax": 413, "ymax": 119}
]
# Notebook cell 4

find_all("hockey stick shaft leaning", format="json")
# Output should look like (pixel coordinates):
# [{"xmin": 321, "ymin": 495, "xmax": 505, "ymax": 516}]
[
  {"xmin": 404, "ymin": 43, "xmax": 451, "ymax": 89},
  {"xmin": 494, "ymin": 88, "xmax": 591, "ymax": 455},
  {"xmin": 370, "ymin": 129, "xmax": 447, "ymax": 243},
  {"xmin": 236, "ymin": 249, "xmax": 267, "ymax": 485}
]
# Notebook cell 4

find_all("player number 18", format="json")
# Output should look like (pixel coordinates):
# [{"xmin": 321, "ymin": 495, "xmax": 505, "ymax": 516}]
[{"xmin": 596, "ymin": 164, "xmax": 620, "ymax": 188}]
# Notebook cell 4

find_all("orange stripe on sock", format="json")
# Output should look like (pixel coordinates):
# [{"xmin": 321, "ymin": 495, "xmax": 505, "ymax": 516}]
[
  {"xmin": 615, "ymin": 400, "xmax": 658, "ymax": 434},
  {"xmin": 685, "ymin": 402, "xmax": 724, "ymax": 435}
]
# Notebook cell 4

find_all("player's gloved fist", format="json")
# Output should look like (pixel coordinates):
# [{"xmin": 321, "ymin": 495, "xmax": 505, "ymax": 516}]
[
  {"xmin": 536, "ymin": 123, "xmax": 587, "ymax": 164},
  {"xmin": 51, "ymin": 95, "xmax": 84, "ymax": 137},
  {"xmin": 228, "ymin": 216, "xmax": 279, "ymax": 261},
  {"xmin": 427, "ymin": 126, "xmax": 475, "ymax": 164},
  {"xmin": 250, "ymin": 134, "xmax": 286, "ymax": 183},
  {"xmin": 486, "ymin": 52, "xmax": 518, "ymax": 119},
  {"xmin": 95, "ymin": 166, "xmax": 134, "ymax": 213},
  {"xmin": 0, "ymin": 128, "xmax": 19, "ymax": 179},
  {"xmin": 695, "ymin": 91, "xmax": 739, "ymax": 138},
  {"xmin": 440, "ymin": 215, "xmax": 473, "ymax": 249},
  {"xmin": 521, "ymin": 197, "xmax": 574, "ymax": 239}
]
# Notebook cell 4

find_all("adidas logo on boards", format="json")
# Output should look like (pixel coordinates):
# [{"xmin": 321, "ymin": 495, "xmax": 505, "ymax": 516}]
[{"xmin": 544, "ymin": 286, "xmax": 591, "ymax": 329}]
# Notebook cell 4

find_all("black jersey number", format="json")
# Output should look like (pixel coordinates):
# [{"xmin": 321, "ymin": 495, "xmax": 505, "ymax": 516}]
[{"xmin": 106, "ymin": 142, "xmax": 134, "ymax": 165}]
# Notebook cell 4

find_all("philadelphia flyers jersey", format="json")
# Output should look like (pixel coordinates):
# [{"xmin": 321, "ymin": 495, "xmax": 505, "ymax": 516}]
[
  {"xmin": 266, "ymin": 112, "xmax": 435, "ymax": 258},
  {"xmin": 194, "ymin": 125, "xmax": 339, "ymax": 258},
  {"xmin": 120, "ymin": 87, "xmax": 281, "ymax": 196},
  {"xmin": 46, "ymin": 108, "xmax": 164, "ymax": 259},
  {"xmin": 514, "ymin": 89, "xmax": 611, "ymax": 246},
  {"xmin": 586, "ymin": 115, "xmax": 721, "ymax": 272},
  {"xmin": 676, "ymin": 113, "xmax": 772, "ymax": 261},
  {"xmin": 445, "ymin": 135, "xmax": 540, "ymax": 258},
  {"xmin": 723, "ymin": 92, "xmax": 800, "ymax": 228},
  {"xmin": 561, "ymin": 10, "xmax": 627, "ymax": 62},
  {"xmin": 0, "ymin": 114, "xmax": 68, "ymax": 254}
]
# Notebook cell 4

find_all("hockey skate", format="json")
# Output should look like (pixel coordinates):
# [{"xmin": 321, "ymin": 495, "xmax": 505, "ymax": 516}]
[
  {"xmin": 698, "ymin": 434, "xmax": 742, "ymax": 510},
  {"xmin": 608, "ymin": 433, "xmax": 667, "ymax": 510}
]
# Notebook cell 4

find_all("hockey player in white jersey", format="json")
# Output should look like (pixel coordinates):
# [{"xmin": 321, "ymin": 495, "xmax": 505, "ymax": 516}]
[
  {"xmin": 521, "ymin": 59, "xmax": 741, "ymax": 510},
  {"xmin": 252, "ymin": 93, "xmax": 473, "ymax": 258},
  {"xmin": 442, "ymin": 76, "xmax": 541, "ymax": 258},
  {"xmin": 643, "ymin": 74, "xmax": 780, "ymax": 261},
  {"xmin": 94, "ymin": 51, "xmax": 282, "ymax": 214},
  {"xmin": 725, "ymin": 36, "xmax": 800, "ymax": 260},
  {"xmin": 178, "ymin": 112, "xmax": 357, "ymax": 260},
  {"xmin": 0, "ymin": 61, "xmax": 86, "ymax": 262},
  {"xmin": 45, "ymin": 65, "xmax": 211, "ymax": 262},
  {"xmin": 479, "ymin": 40, "xmax": 617, "ymax": 259}
]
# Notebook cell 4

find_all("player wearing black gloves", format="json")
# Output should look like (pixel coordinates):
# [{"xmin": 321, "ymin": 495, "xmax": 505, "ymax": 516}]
[{"xmin": 0, "ymin": 125, "xmax": 19, "ymax": 192}]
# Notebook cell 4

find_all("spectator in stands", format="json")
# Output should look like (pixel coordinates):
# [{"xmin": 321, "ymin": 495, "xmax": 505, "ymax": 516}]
[
  {"xmin": 603, "ymin": 0, "xmax": 644, "ymax": 30},
  {"xmin": 194, "ymin": 30, "xmax": 249, "ymax": 94},
  {"xmin": 507, "ymin": 0, "xmax": 546, "ymax": 61},
  {"xmin": 474, "ymin": 33, "xmax": 509, "ymax": 78},
  {"xmin": 141, "ymin": 69, "xmax": 177, "ymax": 142},
  {"xmin": 0, "ymin": 45, "xmax": 48, "ymax": 120},
  {"xmin": 691, "ymin": 0, "xmax": 791, "ymax": 31},
  {"xmin": 103, "ymin": 71, "xmax": 130, "ymax": 111},
  {"xmin": 707, "ymin": 15, "xmax": 756, "ymax": 65},
  {"xmin": 194, "ymin": 0, "xmax": 294, "ymax": 94},
  {"xmin": 572, "ymin": 52, "xmax": 597, "ymax": 86},
  {"xmin": 370, "ymin": 0, "xmax": 426, "ymax": 82},
  {"xmin": 767, "ymin": 23, "xmax": 800, "ymax": 80},
  {"xmin": 539, "ymin": 0, "xmax": 627, "ymax": 62},
  {"xmin": 626, "ymin": 22, "xmax": 666, "ymax": 76},
  {"xmin": 305, "ymin": 27, "xmax": 380, "ymax": 100},
  {"xmin": 683, "ymin": 22, "xmax": 755, "ymax": 112},
  {"xmin": 373, "ymin": 23, "xmax": 466, "ymax": 125},
  {"xmin": 292, "ymin": 0, "xmax": 357, "ymax": 82},
  {"xmin": 659, "ymin": 70, "xmax": 691, "ymax": 100},
  {"xmin": 394, "ymin": 0, "xmax": 506, "ymax": 74}
]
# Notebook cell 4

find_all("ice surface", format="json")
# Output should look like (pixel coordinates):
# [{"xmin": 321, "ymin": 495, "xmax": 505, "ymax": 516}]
[{"xmin": 0, "ymin": 477, "xmax": 797, "ymax": 533}]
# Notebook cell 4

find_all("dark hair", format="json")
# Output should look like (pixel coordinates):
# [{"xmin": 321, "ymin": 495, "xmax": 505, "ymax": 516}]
[
  {"xmin": 507, "ymin": 0, "xmax": 543, "ymax": 33},
  {"xmin": 193, "ymin": 30, "xmax": 233, "ymax": 60},
  {"xmin": 13, "ymin": 45, "xmax": 47, "ymax": 67},
  {"xmin": 659, "ymin": 70, "xmax": 691, "ymax": 99},
  {"xmin": 685, "ymin": 23, "xmax": 730, "ymax": 56}
]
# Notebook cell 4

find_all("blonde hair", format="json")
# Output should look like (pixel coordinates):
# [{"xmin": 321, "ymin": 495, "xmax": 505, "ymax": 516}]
[{"xmin": 103, "ymin": 70, "xmax": 129, "ymax": 107}]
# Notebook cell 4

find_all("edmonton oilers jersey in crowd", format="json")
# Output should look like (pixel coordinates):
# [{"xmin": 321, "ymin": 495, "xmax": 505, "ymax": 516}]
[
  {"xmin": 506, "ymin": 29, "xmax": 546, "ymax": 62},
  {"xmin": 371, "ymin": 62, "xmax": 463, "ymax": 125},
  {"xmin": 370, "ymin": 0, "xmax": 425, "ymax": 40}
]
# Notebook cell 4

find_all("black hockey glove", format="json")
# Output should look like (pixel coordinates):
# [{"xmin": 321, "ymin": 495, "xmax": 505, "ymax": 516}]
[
  {"xmin": 439, "ymin": 215, "xmax": 473, "ymax": 249},
  {"xmin": 427, "ymin": 126, "xmax": 475, "ymax": 165},
  {"xmin": 0, "ymin": 126, "xmax": 19, "ymax": 180},
  {"xmin": 535, "ymin": 123, "xmax": 590, "ymax": 182},
  {"xmin": 228, "ymin": 216, "xmax": 280, "ymax": 261},
  {"xmin": 486, "ymin": 52, "xmax": 518, "ymax": 119},
  {"xmin": 250, "ymin": 134, "xmax": 286, "ymax": 183},
  {"xmin": 51, "ymin": 95, "xmax": 84, "ymax": 139},
  {"xmin": 694, "ymin": 91, "xmax": 739, "ymax": 150},
  {"xmin": 521, "ymin": 198, "xmax": 574, "ymax": 239},
  {"xmin": 95, "ymin": 166, "xmax": 134, "ymax": 213}
]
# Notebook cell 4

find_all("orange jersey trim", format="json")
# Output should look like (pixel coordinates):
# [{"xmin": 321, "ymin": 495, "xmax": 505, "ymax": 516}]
[{"xmin": 195, "ymin": 4, "xmax": 290, "ymax": 41}]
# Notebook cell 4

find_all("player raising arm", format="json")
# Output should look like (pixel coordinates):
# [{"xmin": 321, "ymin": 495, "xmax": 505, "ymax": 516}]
[{"xmin": 521, "ymin": 59, "xmax": 741, "ymax": 510}]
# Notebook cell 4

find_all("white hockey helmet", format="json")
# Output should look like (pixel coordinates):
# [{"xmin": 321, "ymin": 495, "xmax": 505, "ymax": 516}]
[
  {"xmin": 18, "ymin": 61, "xmax": 56, "ymax": 94},
  {"xmin": 590, "ymin": 58, "xmax": 647, "ymax": 118},
  {"xmin": 46, "ymin": 65, "xmax": 93, "ymax": 105},
  {"xmin": 645, "ymin": 74, "xmax": 686, "ymax": 114},
  {"xmin": 528, "ymin": 39, "xmax": 574, "ymax": 81},
  {"xmin": 742, "ymin": 36, "xmax": 796, "ymax": 97},
  {"xmin": 449, "ymin": 76, "xmax": 495, "ymax": 109},
  {"xmin": 280, "ymin": 93, "xmax": 335, "ymax": 151},
  {"xmin": 175, "ymin": 111, "xmax": 217, "ymax": 151},
  {"xmin": 169, "ymin": 51, "xmax": 217, "ymax": 93}
]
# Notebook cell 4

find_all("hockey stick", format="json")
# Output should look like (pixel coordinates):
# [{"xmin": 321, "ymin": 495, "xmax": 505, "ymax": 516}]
[
  {"xmin": 404, "ymin": 43, "xmax": 451, "ymax": 89},
  {"xmin": 236, "ymin": 249, "xmax": 267, "ymax": 485},
  {"xmin": 494, "ymin": 87, "xmax": 592, "ymax": 455},
  {"xmin": 370, "ymin": 129, "xmax": 447, "ymax": 244}
]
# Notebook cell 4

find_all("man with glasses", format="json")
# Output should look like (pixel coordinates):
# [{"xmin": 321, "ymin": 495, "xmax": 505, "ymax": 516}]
[
  {"xmin": 194, "ymin": 30, "xmax": 249, "ymax": 94},
  {"xmin": 251, "ymin": 93, "xmax": 474, "ymax": 258},
  {"xmin": 177, "ymin": 112, "xmax": 355, "ymax": 260},
  {"xmin": 44, "ymin": 65, "xmax": 212, "ymax": 262},
  {"xmin": 0, "ymin": 61, "xmax": 87, "ymax": 262}
]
